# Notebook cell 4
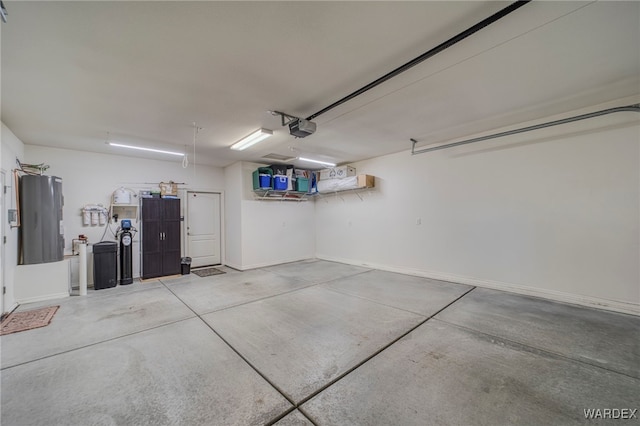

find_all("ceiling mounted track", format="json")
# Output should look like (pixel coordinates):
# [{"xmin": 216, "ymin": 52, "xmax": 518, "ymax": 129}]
[
  {"xmin": 305, "ymin": 1, "xmax": 531, "ymax": 122},
  {"xmin": 410, "ymin": 104, "xmax": 640, "ymax": 155}
]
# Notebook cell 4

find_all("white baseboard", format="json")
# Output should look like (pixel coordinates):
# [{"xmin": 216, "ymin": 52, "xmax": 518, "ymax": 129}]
[
  {"xmin": 316, "ymin": 254, "xmax": 640, "ymax": 316},
  {"xmin": 16, "ymin": 292, "xmax": 70, "ymax": 305},
  {"xmin": 232, "ymin": 256, "xmax": 315, "ymax": 271},
  {"xmin": 223, "ymin": 261, "xmax": 244, "ymax": 271},
  {"xmin": 3, "ymin": 302, "xmax": 19, "ymax": 316}
]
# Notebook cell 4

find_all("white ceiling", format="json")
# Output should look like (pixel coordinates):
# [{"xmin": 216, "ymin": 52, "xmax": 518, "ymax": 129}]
[{"xmin": 2, "ymin": 1, "xmax": 639, "ymax": 168}]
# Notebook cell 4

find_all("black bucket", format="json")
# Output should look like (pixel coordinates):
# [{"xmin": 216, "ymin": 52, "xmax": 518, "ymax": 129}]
[{"xmin": 181, "ymin": 257, "xmax": 192, "ymax": 275}]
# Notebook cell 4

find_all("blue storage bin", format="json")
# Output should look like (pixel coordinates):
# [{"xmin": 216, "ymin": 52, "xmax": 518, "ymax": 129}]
[
  {"xmin": 259, "ymin": 174, "xmax": 271, "ymax": 189},
  {"xmin": 273, "ymin": 175, "xmax": 288, "ymax": 190},
  {"xmin": 252, "ymin": 167, "xmax": 273, "ymax": 190}
]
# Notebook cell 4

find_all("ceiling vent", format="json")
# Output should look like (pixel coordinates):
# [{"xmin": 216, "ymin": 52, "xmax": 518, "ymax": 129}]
[{"xmin": 262, "ymin": 153, "xmax": 296, "ymax": 162}]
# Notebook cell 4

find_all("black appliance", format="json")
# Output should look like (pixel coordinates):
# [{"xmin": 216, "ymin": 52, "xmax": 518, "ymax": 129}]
[
  {"xmin": 119, "ymin": 219, "xmax": 134, "ymax": 285},
  {"xmin": 93, "ymin": 241, "xmax": 117, "ymax": 290}
]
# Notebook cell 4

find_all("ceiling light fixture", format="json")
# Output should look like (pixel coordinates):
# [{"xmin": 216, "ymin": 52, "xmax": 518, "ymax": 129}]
[
  {"xmin": 0, "ymin": 1, "xmax": 7, "ymax": 23},
  {"xmin": 298, "ymin": 157, "xmax": 336, "ymax": 167},
  {"xmin": 109, "ymin": 142, "xmax": 185, "ymax": 156},
  {"xmin": 230, "ymin": 128, "xmax": 273, "ymax": 151}
]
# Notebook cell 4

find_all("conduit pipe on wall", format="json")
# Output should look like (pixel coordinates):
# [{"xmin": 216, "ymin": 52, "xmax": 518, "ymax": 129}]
[
  {"xmin": 410, "ymin": 104, "xmax": 640, "ymax": 155},
  {"xmin": 78, "ymin": 241, "xmax": 88, "ymax": 296},
  {"xmin": 305, "ymin": 1, "xmax": 531, "ymax": 122}
]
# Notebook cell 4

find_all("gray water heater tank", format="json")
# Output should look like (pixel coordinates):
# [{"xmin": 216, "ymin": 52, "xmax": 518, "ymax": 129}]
[{"xmin": 19, "ymin": 174, "xmax": 64, "ymax": 264}]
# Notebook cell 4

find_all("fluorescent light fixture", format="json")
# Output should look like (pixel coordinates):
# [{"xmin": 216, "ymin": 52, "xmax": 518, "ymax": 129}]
[
  {"xmin": 109, "ymin": 142, "xmax": 184, "ymax": 156},
  {"xmin": 298, "ymin": 157, "xmax": 337, "ymax": 167},
  {"xmin": 230, "ymin": 128, "xmax": 273, "ymax": 151},
  {"xmin": 0, "ymin": 1, "xmax": 7, "ymax": 23}
]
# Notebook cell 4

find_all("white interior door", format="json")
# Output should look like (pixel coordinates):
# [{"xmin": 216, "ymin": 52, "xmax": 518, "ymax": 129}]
[{"xmin": 187, "ymin": 191, "xmax": 221, "ymax": 268}]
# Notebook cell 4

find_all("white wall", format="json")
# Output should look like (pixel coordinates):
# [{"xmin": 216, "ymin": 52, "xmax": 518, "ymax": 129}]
[
  {"xmin": 315, "ymin": 110, "xmax": 640, "ymax": 314},
  {"xmin": 7, "ymin": 107, "xmax": 638, "ymax": 316},
  {"xmin": 14, "ymin": 260, "xmax": 69, "ymax": 304},
  {"xmin": 24, "ymin": 145, "xmax": 224, "ymax": 281},
  {"xmin": 222, "ymin": 162, "xmax": 315, "ymax": 270},
  {"xmin": 224, "ymin": 162, "xmax": 243, "ymax": 269},
  {"xmin": 1, "ymin": 122, "xmax": 26, "ymax": 313}
]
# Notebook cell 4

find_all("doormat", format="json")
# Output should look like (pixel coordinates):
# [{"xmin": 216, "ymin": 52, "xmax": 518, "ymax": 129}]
[
  {"xmin": 0, "ymin": 305, "xmax": 60, "ymax": 336},
  {"xmin": 192, "ymin": 268, "xmax": 226, "ymax": 278}
]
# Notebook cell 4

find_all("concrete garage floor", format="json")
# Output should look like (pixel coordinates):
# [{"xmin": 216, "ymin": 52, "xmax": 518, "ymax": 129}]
[{"xmin": 1, "ymin": 260, "xmax": 638, "ymax": 425}]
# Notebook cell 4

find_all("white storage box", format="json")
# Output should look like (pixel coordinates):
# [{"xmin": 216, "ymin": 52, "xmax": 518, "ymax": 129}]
[
  {"xmin": 319, "ymin": 165, "xmax": 356, "ymax": 180},
  {"xmin": 317, "ymin": 174, "xmax": 374, "ymax": 192}
]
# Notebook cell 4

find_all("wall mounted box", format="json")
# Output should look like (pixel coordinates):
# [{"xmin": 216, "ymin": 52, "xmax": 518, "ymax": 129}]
[
  {"xmin": 357, "ymin": 174, "xmax": 375, "ymax": 188},
  {"xmin": 111, "ymin": 205, "xmax": 138, "ymax": 220}
]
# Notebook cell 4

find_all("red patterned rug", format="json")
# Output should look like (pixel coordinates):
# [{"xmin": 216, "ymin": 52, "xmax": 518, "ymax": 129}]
[{"xmin": 0, "ymin": 306, "xmax": 60, "ymax": 336}]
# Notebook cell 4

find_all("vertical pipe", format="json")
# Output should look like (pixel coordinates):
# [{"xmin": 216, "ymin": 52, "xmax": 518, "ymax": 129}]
[{"xmin": 78, "ymin": 242, "xmax": 88, "ymax": 296}]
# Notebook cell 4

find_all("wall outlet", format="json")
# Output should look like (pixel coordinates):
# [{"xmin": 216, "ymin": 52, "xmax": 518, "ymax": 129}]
[
  {"xmin": 416, "ymin": 218, "xmax": 421, "ymax": 225},
  {"xmin": 8, "ymin": 209, "xmax": 18, "ymax": 226}
]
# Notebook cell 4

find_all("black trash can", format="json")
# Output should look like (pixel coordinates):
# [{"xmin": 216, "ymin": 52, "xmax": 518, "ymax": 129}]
[
  {"xmin": 181, "ymin": 257, "xmax": 192, "ymax": 275},
  {"xmin": 93, "ymin": 241, "xmax": 118, "ymax": 290}
]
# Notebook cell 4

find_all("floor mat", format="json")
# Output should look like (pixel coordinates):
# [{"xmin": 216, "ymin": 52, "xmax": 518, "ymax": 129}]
[
  {"xmin": 0, "ymin": 306, "xmax": 60, "ymax": 336},
  {"xmin": 192, "ymin": 268, "xmax": 226, "ymax": 278}
]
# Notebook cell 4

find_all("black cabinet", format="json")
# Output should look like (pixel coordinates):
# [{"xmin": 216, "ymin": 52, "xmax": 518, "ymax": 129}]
[{"xmin": 141, "ymin": 198, "xmax": 181, "ymax": 279}]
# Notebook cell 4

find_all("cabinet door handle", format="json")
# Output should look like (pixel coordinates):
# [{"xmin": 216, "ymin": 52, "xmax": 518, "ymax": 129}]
[{"xmin": 159, "ymin": 232, "xmax": 164, "ymax": 241}]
